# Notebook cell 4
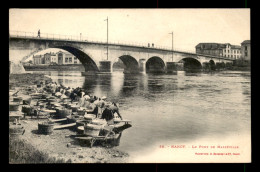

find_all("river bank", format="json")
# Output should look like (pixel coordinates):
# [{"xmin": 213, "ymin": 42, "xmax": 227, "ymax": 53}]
[
  {"xmin": 10, "ymin": 118, "xmax": 130, "ymax": 163},
  {"xmin": 23, "ymin": 64, "xmax": 85, "ymax": 71},
  {"xmin": 9, "ymin": 73, "xmax": 131, "ymax": 163},
  {"xmin": 9, "ymin": 73, "xmax": 52, "ymax": 87},
  {"xmin": 227, "ymin": 66, "xmax": 250, "ymax": 71}
]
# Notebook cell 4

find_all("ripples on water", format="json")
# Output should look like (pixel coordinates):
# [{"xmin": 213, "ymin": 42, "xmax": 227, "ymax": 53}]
[{"xmin": 32, "ymin": 70, "xmax": 251, "ymax": 159}]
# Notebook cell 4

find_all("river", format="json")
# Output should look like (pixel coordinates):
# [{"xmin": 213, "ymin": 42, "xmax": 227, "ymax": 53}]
[{"xmin": 29, "ymin": 70, "xmax": 251, "ymax": 163}]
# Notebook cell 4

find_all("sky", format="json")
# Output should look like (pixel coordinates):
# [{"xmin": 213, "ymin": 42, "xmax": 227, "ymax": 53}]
[{"xmin": 9, "ymin": 9, "xmax": 250, "ymax": 53}]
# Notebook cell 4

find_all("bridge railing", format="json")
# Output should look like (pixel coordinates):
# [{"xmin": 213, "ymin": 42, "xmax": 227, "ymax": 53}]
[
  {"xmin": 11, "ymin": 30, "xmax": 221, "ymax": 56},
  {"xmin": 9, "ymin": 30, "xmax": 87, "ymax": 42}
]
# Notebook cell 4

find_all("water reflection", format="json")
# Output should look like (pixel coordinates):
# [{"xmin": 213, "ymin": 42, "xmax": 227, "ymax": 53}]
[
  {"xmin": 111, "ymin": 73, "xmax": 124, "ymax": 96},
  {"xmin": 83, "ymin": 76, "xmax": 98, "ymax": 92},
  {"xmin": 147, "ymin": 75, "xmax": 165, "ymax": 93},
  {"xmin": 121, "ymin": 74, "xmax": 139, "ymax": 97},
  {"xmin": 32, "ymin": 70, "xmax": 251, "ymax": 158}
]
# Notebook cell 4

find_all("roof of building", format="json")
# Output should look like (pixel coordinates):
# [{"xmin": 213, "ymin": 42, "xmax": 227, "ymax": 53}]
[
  {"xmin": 65, "ymin": 51, "xmax": 75, "ymax": 55},
  {"xmin": 231, "ymin": 45, "xmax": 241, "ymax": 49},
  {"xmin": 241, "ymin": 40, "xmax": 250, "ymax": 44},
  {"xmin": 195, "ymin": 43, "xmax": 226, "ymax": 50},
  {"xmin": 56, "ymin": 51, "xmax": 73, "ymax": 56},
  {"xmin": 56, "ymin": 50, "xmax": 66, "ymax": 54},
  {"xmin": 224, "ymin": 43, "xmax": 232, "ymax": 45},
  {"xmin": 44, "ymin": 53, "xmax": 56, "ymax": 57},
  {"xmin": 196, "ymin": 43, "xmax": 242, "ymax": 50},
  {"xmin": 33, "ymin": 55, "xmax": 42, "ymax": 58}
]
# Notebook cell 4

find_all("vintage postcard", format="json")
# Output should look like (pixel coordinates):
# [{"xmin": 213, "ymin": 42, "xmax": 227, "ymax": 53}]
[{"xmin": 9, "ymin": 8, "xmax": 251, "ymax": 163}]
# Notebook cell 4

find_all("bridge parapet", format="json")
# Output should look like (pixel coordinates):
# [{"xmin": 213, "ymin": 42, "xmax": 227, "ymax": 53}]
[{"xmin": 9, "ymin": 30, "xmax": 197, "ymax": 54}]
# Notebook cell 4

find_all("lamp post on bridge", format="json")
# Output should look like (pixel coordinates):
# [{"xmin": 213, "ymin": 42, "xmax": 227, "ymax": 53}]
[
  {"xmin": 104, "ymin": 17, "xmax": 109, "ymax": 60},
  {"xmin": 169, "ymin": 32, "xmax": 173, "ymax": 62},
  {"xmin": 96, "ymin": 16, "xmax": 111, "ymax": 74}
]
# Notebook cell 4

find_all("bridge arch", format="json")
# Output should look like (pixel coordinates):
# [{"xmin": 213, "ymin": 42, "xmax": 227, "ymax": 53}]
[
  {"xmin": 146, "ymin": 56, "xmax": 165, "ymax": 73},
  {"xmin": 53, "ymin": 46, "xmax": 99, "ymax": 72},
  {"xmin": 179, "ymin": 57, "xmax": 202, "ymax": 71},
  {"xmin": 112, "ymin": 55, "xmax": 139, "ymax": 74}
]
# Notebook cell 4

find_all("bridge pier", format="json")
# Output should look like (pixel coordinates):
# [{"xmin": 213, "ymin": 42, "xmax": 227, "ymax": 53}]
[
  {"xmin": 98, "ymin": 61, "xmax": 112, "ymax": 74},
  {"xmin": 175, "ymin": 62, "xmax": 184, "ymax": 71},
  {"xmin": 82, "ymin": 61, "xmax": 112, "ymax": 75},
  {"xmin": 215, "ymin": 62, "xmax": 226, "ymax": 70},
  {"xmin": 166, "ymin": 62, "xmax": 177, "ymax": 74},
  {"xmin": 202, "ymin": 62, "xmax": 210, "ymax": 71},
  {"xmin": 139, "ymin": 59, "xmax": 146, "ymax": 73}
]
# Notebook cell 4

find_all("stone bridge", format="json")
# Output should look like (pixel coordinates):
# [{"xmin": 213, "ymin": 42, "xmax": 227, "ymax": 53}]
[{"xmin": 9, "ymin": 32, "xmax": 234, "ymax": 75}]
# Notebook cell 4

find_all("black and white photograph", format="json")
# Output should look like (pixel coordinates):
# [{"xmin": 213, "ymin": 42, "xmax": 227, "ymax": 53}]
[{"xmin": 9, "ymin": 8, "xmax": 251, "ymax": 163}]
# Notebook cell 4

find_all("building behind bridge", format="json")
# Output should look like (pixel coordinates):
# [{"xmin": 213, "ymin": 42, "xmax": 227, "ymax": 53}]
[
  {"xmin": 56, "ymin": 51, "xmax": 81, "ymax": 65},
  {"xmin": 232, "ymin": 40, "xmax": 251, "ymax": 67},
  {"xmin": 43, "ymin": 52, "xmax": 57, "ymax": 64},
  {"xmin": 241, "ymin": 40, "xmax": 250, "ymax": 61},
  {"xmin": 32, "ymin": 51, "xmax": 82, "ymax": 65},
  {"xmin": 195, "ymin": 43, "xmax": 242, "ymax": 59},
  {"xmin": 33, "ymin": 55, "xmax": 44, "ymax": 65}
]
